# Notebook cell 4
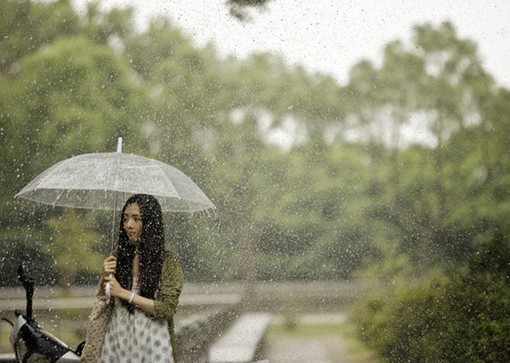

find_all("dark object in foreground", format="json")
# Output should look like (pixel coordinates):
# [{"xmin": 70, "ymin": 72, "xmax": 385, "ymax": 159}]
[{"xmin": 0, "ymin": 264, "xmax": 83, "ymax": 362}]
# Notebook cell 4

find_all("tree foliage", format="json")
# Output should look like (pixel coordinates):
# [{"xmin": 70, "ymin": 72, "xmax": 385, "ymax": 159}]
[
  {"xmin": 0, "ymin": 0, "xmax": 508, "ymax": 295},
  {"xmin": 351, "ymin": 234, "xmax": 510, "ymax": 362},
  {"xmin": 226, "ymin": 0, "xmax": 273, "ymax": 21},
  {"xmin": 46, "ymin": 210, "xmax": 103, "ymax": 289}
]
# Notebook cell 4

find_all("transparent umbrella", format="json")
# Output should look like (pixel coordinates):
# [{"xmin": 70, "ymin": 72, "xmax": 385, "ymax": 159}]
[
  {"xmin": 15, "ymin": 138, "xmax": 215, "ymax": 214},
  {"xmin": 16, "ymin": 138, "xmax": 215, "ymax": 297}
]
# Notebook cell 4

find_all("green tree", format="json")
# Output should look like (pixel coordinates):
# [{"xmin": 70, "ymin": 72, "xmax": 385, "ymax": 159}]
[
  {"xmin": 0, "ymin": 2, "xmax": 149, "ymax": 284},
  {"xmin": 227, "ymin": 0, "xmax": 273, "ymax": 20},
  {"xmin": 345, "ymin": 21, "xmax": 499, "ymax": 273},
  {"xmin": 46, "ymin": 210, "xmax": 103, "ymax": 289},
  {"xmin": 352, "ymin": 233, "xmax": 510, "ymax": 362},
  {"xmin": 1, "ymin": 0, "xmax": 509, "ymax": 289},
  {"xmin": 0, "ymin": 0, "xmax": 80, "ymax": 73}
]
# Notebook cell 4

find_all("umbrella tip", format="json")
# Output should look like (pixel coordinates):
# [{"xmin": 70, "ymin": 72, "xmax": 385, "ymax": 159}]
[{"xmin": 117, "ymin": 137, "xmax": 123, "ymax": 153}]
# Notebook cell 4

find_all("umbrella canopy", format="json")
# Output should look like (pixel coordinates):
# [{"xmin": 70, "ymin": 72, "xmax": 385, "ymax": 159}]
[{"xmin": 15, "ymin": 151, "xmax": 215, "ymax": 213}]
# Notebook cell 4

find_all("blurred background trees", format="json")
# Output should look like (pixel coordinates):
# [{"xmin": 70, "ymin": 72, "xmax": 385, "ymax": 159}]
[
  {"xmin": 1, "ymin": 0, "xmax": 508, "ymax": 285},
  {"xmin": 1, "ymin": 0, "xmax": 509, "ymax": 359}
]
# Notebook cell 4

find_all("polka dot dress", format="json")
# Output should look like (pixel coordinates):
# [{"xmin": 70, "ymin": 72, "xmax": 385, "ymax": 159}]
[{"xmin": 99, "ymin": 280, "xmax": 173, "ymax": 362}]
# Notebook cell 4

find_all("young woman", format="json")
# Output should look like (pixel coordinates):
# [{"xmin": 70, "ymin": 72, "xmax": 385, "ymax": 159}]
[{"xmin": 96, "ymin": 194, "xmax": 183, "ymax": 362}]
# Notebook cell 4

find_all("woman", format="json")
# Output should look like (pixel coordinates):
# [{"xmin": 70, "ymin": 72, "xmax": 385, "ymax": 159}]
[{"xmin": 91, "ymin": 194, "xmax": 183, "ymax": 362}]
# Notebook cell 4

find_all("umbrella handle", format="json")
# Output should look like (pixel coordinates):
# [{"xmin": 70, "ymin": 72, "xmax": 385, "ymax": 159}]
[{"xmin": 105, "ymin": 274, "xmax": 112, "ymax": 299}]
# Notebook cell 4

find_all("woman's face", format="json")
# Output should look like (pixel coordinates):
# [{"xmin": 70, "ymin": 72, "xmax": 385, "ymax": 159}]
[{"xmin": 123, "ymin": 202, "xmax": 143, "ymax": 242}]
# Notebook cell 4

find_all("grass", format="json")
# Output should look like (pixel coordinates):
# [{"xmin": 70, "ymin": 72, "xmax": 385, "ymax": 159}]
[
  {"xmin": 336, "ymin": 318, "xmax": 379, "ymax": 361},
  {"xmin": 0, "ymin": 330, "xmax": 11, "ymax": 354},
  {"xmin": 266, "ymin": 316, "xmax": 378, "ymax": 362},
  {"xmin": 269, "ymin": 322, "xmax": 341, "ymax": 337}
]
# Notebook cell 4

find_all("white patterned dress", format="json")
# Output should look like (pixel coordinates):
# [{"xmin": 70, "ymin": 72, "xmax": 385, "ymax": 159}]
[{"xmin": 99, "ymin": 277, "xmax": 174, "ymax": 363}]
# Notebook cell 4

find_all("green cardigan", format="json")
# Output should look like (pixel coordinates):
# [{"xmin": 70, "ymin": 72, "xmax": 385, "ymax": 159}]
[
  {"xmin": 152, "ymin": 250, "xmax": 183, "ymax": 362},
  {"xmin": 153, "ymin": 250, "xmax": 184, "ymax": 334}
]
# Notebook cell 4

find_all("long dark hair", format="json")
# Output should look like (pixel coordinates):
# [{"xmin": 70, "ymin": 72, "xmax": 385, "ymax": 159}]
[{"xmin": 115, "ymin": 194, "xmax": 165, "ymax": 312}]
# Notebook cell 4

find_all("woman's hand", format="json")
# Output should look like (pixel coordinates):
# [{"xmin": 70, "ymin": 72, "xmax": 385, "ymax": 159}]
[
  {"xmin": 103, "ymin": 255, "xmax": 117, "ymax": 276},
  {"xmin": 103, "ymin": 274, "xmax": 129, "ymax": 299}
]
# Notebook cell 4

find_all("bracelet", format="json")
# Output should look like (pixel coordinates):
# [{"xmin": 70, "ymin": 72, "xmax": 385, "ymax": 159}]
[{"xmin": 128, "ymin": 292, "xmax": 136, "ymax": 304}]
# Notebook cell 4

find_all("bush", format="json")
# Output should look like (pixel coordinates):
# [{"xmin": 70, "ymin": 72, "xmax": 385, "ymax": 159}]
[{"xmin": 351, "ymin": 234, "xmax": 510, "ymax": 362}]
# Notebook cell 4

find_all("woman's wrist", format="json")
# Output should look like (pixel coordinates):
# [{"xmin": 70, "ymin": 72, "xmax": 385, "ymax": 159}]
[{"xmin": 117, "ymin": 288, "xmax": 130, "ymax": 301}]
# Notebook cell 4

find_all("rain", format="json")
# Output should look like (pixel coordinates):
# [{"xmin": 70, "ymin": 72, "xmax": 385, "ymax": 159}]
[{"xmin": 1, "ymin": 0, "xmax": 510, "ymax": 362}]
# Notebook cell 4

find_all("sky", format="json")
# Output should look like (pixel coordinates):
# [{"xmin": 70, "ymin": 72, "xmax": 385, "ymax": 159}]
[{"xmin": 73, "ymin": 0, "xmax": 510, "ymax": 88}]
